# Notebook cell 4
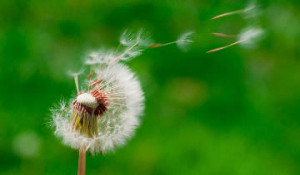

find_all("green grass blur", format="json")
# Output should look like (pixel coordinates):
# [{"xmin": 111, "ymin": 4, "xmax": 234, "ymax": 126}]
[{"xmin": 0, "ymin": 0, "xmax": 300, "ymax": 174}]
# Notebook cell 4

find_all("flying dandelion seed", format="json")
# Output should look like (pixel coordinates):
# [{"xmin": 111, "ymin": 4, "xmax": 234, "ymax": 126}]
[
  {"xmin": 148, "ymin": 31, "xmax": 194, "ymax": 51},
  {"xmin": 207, "ymin": 27, "xmax": 264, "ymax": 53},
  {"xmin": 211, "ymin": 2, "xmax": 256, "ymax": 20},
  {"xmin": 208, "ymin": 3, "xmax": 264, "ymax": 53}
]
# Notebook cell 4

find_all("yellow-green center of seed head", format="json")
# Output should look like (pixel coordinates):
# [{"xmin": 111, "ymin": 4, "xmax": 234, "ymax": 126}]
[{"xmin": 72, "ymin": 93, "xmax": 100, "ymax": 137}]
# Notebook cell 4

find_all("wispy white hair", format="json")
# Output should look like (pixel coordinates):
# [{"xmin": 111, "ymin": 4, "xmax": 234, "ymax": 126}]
[
  {"xmin": 85, "ymin": 49, "xmax": 115, "ymax": 65},
  {"xmin": 176, "ymin": 31, "xmax": 194, "ymax": 51},
  {"xmin": 239, "ymin": 27, "xmax": 264, "ymax": 48},
  {"xmin": 85, "ymin": 30, "xmax": 151, "ymax": 66}
]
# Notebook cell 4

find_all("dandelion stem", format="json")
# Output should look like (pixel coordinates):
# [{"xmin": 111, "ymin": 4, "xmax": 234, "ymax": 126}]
[{"xmin": 78, "ymin": 150, "xmax": 86, "ymax": 175}]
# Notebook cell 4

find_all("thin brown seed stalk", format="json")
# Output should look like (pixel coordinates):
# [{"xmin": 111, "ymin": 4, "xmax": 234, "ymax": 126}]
[
  {"xmin": 78, "ymin": 150, "xmax": 86, "ymax": 175},
  {"xmin": 212, "ymin": 33, "xmax": 236, "ymax": 38},
  {"xmin": 211, "ymin": 6, "xmax": 254, "ymax": 20},
  {"xmin": 206, "ymin": 39, "xmax": 245, "ymax": 53},
  {"xmin": 148, "ymin": 41, "xmax": 178, "ymax": 48}
]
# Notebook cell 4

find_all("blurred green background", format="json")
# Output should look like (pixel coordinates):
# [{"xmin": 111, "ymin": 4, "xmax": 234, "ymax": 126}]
[{"xmin": 0, "ymin": 0, "xmax": 299, "ymax": 174}]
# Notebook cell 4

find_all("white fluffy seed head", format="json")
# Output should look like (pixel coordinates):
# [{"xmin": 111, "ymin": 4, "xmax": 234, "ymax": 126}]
[
  {"xmin": 53, "ymin": 63, "xmax": 144, "ymax": 154},
  {"xmin": 76, "ymin": 93, "xmax": 98, "ymax": 109}
]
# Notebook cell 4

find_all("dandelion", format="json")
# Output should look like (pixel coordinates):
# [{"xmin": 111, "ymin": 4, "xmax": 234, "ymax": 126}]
[
  {"xmin": 53, "ymin": 64, "xmax": 143, "ymax": 174},
  {"xmin": 53, "ymin": 63, "xmax": 143, "ymax": 153},
  {"xmin": 51, "ymin": 29, "xmax": 192, "ymax": 175}
]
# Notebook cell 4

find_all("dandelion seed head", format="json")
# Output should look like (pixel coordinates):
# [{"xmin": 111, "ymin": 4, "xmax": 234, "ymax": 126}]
[{"xmin": 53, "ymin": 63, "xmax": 144, "ymax": 154}]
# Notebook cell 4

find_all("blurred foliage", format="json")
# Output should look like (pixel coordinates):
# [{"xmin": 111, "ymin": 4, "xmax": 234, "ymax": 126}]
[{"xmin": 0, "ymin": 0, "xmax": 300, "ymax": 174}]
